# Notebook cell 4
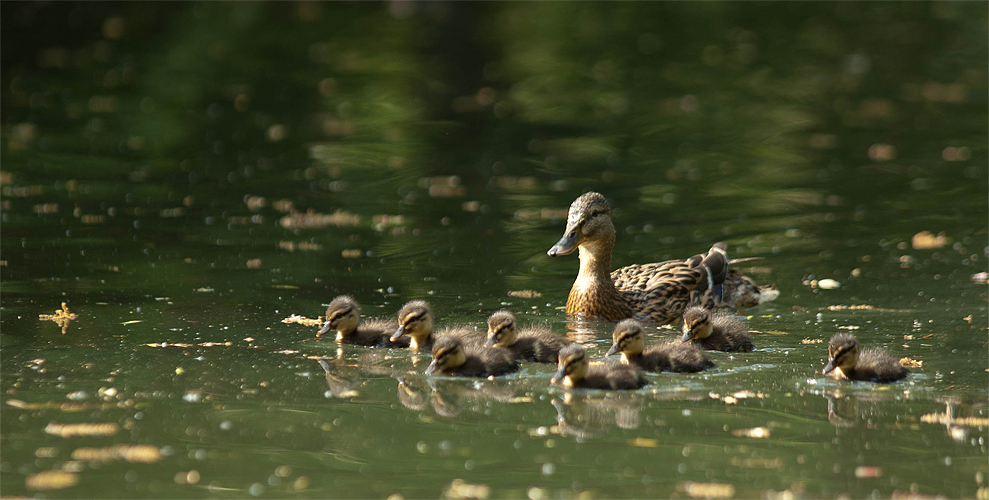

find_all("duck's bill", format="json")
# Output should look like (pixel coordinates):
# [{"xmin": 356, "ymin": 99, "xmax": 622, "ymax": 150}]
[
  {"xmin": 604, "ymin": 343, "xmax": 620, "ymax": 357},
  {"xmin": 424, "ymin": 359, "xmax": 440, "ymax": 376},
  {"xmin": 822, "ymin": 360, "xmax": 836, "ymax": 375},
  {"xmin": 390, "ymin": 325, "xmax": 406, "ymax": 342},
  {"xmin": 678, "ymin": 331, "xmax": 693, "ymax": 343},
  {"xmin": 547, "ymin": 232, "xmax": 579, "ymax": 257},
  {"xmin": 550, "ymin": 367, "xmax": 567, "ymax": 384},
  {"xmin": 484, "ymin": 335, "xmax": 498, "ymax": 347},
  {"xmin": 317, "ymin": 321, "xmax": 332, "ymax": 337}
]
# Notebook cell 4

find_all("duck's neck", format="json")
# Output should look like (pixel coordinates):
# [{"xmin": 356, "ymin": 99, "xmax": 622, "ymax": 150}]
[
  {"xmin": 620, "ymin": 352, "xmax": 640, "ymax": 364},
  {"xmin": 566, "ymin": 237, "xmax": 632, "ymax": 320},
  {"xmin": 409, "ymin": 333, "xmax": 433, "ymax": 353}
]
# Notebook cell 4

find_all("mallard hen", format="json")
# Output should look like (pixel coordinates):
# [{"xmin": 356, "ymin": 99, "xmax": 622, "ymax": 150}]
[{"xmin": 547, "ymin": 192, "xmax": 729, "ymax": 323}]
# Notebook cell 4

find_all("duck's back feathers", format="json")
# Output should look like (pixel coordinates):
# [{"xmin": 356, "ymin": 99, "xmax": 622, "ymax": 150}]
[
  {"xmin": 344, "ymin": 318, "xmax": 409, "ymax": 348},
  {"xmin": 510, "ymin": 328, "xmax": 572, "ymax": 363},
  {"xmin": 636, "ymin": 342, "xmax": 715, "ymax": 373},
  {"xmin": 851, "ymin": 349, "xmax": 910, "ymax": 383},
  {"xmin": 449, "ymin": 346, "xmax": 519, "ymax": 378},
  {"xmin": 581, "ymin": 363, "xmax": 649, "ymax": 390}
]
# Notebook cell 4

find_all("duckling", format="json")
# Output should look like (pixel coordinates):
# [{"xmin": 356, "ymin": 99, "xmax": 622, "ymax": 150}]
[
  {"xmin": 680, "ymin": 306, "xmax": 754, "ymax": 352},
  {"xmin": 822, "ymin": 333, "xmax": 909, "ymax": 383},
  {"xmin": 317, "ymin": 296, "xmax": 410, "ymax": 348},
  {"xmin": 723, "ymin": 268, "xmax": 779, "ymax": 310},
  {"xmin": 551, "ymin": 344, "xmax": 648, "ymax": 390},
  {"xmin": 547, "ymin": 192, "xmax": 729, "ymax": 323},
  {"xmin": 605, "ymin": 319, "xmax": 715, "ymax": 373},
  {"xmin": 390, "ymin": 300, "xmax": 483, "ymax": 352},
  {"xmin": 424, "ymin": 337, "xmax": 519, "ymax": 378},
  {"xmin": 485, "ymin": 310, "xmax": 571, "ymax": 363}
]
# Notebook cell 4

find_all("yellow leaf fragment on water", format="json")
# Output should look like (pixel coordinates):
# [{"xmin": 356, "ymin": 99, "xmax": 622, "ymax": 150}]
[
  {"xmin": 175, "ymin": 367, "xmax": 184, "ymax": 375},
  {"xmin": 912, "ymin": 231, "xmax": 947, "ymax": 250},
  {"xmin": 629, "ymin": 437, "xmax": 658, "ymax": 448},
  {"xmin": 71, "ymin": 444, "xmax": 162, "ymax": 463},
  {"xmin": 282, "ymin": 314, "xmax": 323, "ymax": 327},
  {"xmin": 732, "ymin": 426, "xmax": 770, "ymax": 439},
  {"xmin": 25, "ymin": 470, "xmax": 79, "ymax": 491},
  {"xmin": 920, "ymin": 412, "xmax": 989, "ymax": 427},
  {"xmin": 899, "ymin": 357, "xmax": 922, "ymax": 368},
  {"xmin": 801, "ymin": 338, "xmax": 823, "ymax": 344},
  {"xmin": 508, "ymin": 396, "xmax": 533, "ymax": 404},
  {"xmin": 507, "ymin": 290, "xmax": 542, "ymax": 298},
  {"xmin": 442, "ymin": 478, "xmax": 490, "ymax": 500},
  {"xmin": 195, "ymin": 287, "xmax": 214, "ymax": 292},
  {"xmin": 680, "ymin": 481, "xmax": 735, "ymax": 499},
  {"xmin": 122, "ymin": 320, "xmax": 142, "ymax": 325},
  {"xmin": 45, "ymin": 422, "xmax": 119, "ymax": 438},
  {"xmin": 272, "ymin": 285, "xmax": 299, "ymax": 289},
  {"xmin": 855, "ymin": 466, "xmax": 883, "ymax": 478}
]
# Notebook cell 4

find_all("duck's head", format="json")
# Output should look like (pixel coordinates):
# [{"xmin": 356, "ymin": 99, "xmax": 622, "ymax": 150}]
[
  {"xmin": 485, "ymin": 310, "xmax": 518, "ymax": 347},
  {"xmin": 318, "ymin": 295, "xmax": 360, "ymax": 338},
  {"xmin": 680, "ymin": 306, "xmax": 713, "ymax": 342},
  {"xmin": 547, "ymin": 192, "xmax": 615, "ymax": 257},
  {"xmin": 606, "ymin": 319, "xmax": 645, "ymax": 359},
  {"xmin": 391, "ymin": 300, "xmax": 434, "ymax": 346},
  {"xmin": 425, "ymin": 337, "xmax": 466, "ymax": 375},
  {"xmin": 823, "ymin": 333, "xmax": 859, "ymax": 375},
  {"xmin": 552, "ymin": 344, "xmax": 588, "ymax": 388}
]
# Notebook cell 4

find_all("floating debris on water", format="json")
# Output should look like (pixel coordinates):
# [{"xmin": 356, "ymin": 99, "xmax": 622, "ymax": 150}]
[
  {"xmin": 279, "ymin": 209, "xmax": 361, "ymax": 229},
  {"xmin": 899, "ymin": 357, "xmax": 923, "ymax": 368},
  {"xmin": 507, "ymin": 290, "xmax": 542, "ymax": 298},
  {"xmin": 39, "ymin": 302, "xmax": 78, "ymax": 334},
  {"xmin": 143, "ymin": 341, "xmax": 233, "ymax": 348},
  {"xmin": 855, "ymin": 466, "xmax": 883, "ymax": 478},
  {"xmin": 25, "ymin": 470, "xmax": 79, "ymax": 491},
  {"xmin": 732, "ymin": 426, "xmax": 770, "ymax": 439},
  {"xmin": 283, "ymin": 315, "xmax": 323, "ymax": 327},
  {"xmin": 71, "ymin": 444, "xmax": 162, "ymax": 463},
  {"xmin": 442, "ymin": 478, "xmax": 490, "ymax": 500},
  {"xmin": 801, "ymin": 338, "xmax": 823, "ymax": 344},
  {"xmin": 920, "ymin": 412, "xmax": 989, "ymax": 427},
  {"xmin": 45, "ymin": 422, "xmax": 119, "ymax": 438},
  {"xmin": 912, "ymin": 231, "xmax": 947, "ymax": 249},
  {"xmin": 679, "ymin": 481, "xmax": 736, "ymax": 499}
]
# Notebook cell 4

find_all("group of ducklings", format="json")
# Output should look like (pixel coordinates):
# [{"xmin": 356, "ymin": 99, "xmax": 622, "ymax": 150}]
[{"xmin": 315, "ymin": 191, "xmax": 910, "ymax": 388}]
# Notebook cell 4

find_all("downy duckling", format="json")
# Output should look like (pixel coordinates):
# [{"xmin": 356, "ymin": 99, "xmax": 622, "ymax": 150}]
[
  {"xmin": 485, "ymin": 310, "xmax": 571, "ymax": 363},
  {"xmin": 551, "ymin": 344, "xmax": 648, "ymax": 390},
  {"xmin": 546, "ymin": 191, "xmax": 730, "ymax": 323},
  {"xmin": 317, "ymin": 296, "xmax": 410, "ymax": 348},
  {"xmin": 680, "ymin": 306, "xmax": 754, "ymax": 352},
  {"xmin": 822, "ymin": 333, "xmax": 909, "ymax": 383},
  {"xmin": 390, "ymin": 300, "xmax": 483, "ymax": 352},
  {"xmin": 424, "ymin": 337, "xmax": 519, "ymax": 378},
  {"xmin": 605, "ymin": 319, "xmax": 715, "ymax": 373}
]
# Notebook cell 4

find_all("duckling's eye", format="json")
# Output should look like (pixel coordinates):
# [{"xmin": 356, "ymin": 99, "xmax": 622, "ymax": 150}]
[{"xmin": 590, "ymin": 210, "xmax": 599, "ymax": 217}]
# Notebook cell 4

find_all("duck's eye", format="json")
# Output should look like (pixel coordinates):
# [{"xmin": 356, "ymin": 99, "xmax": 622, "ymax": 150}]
[{"xmin": 590, "ymin": 210, "xmax": 599, "ymax": 217}]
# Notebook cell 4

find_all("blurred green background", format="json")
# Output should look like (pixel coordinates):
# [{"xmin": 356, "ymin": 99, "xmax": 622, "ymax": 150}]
[{"xmin": 1, "ymin": 2, "xmax": 986, "ymax": 498}]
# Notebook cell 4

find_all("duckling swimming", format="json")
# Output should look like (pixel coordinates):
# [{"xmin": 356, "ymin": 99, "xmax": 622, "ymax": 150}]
[
  {"xmin": 485, "ymin": 310, "xmax": 571, "ymax": 363},
  {"xmin": 390, "ymin": 300, "xmax": 483, "ymax": 352},
  {"xmin": 680, "ymin": 306, "xmax": 754, "ymax": 352},
  {"xmin": 317, "ymin": 295, "xmax": 410, "ymax": 348},
  {"xmin": 425, "ymin": 337, "xmax": 519, "ymax": 378},
  {"xmin": 547, "ymin": 192, "xmax": 729, "ymax": 323},
  {"xmin": 605, "ymin": 319, "xmax": 715, "ymax": 373},
  {"xmin": 551, "ymin": 344, "xmax": 648, "ymax": 390},
  {"xmin": 822, "ymin": 333, "xmax": 909, "ymax": 383}
]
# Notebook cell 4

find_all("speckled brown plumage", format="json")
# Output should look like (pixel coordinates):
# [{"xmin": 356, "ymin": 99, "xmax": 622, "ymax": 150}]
[
  {"xmin": 606, "ymin": 319, "xmax": 715, "ymax": 373},
  {"xmin": 723, "ymin": 268, "xmax": 779, "ymax": 309},
  {"xmin": 823, "ymin": 333, "xmax": 908, "ymax": 383},
  {"xmin": 547, "ymin": 192, "xmax": 729, "ymax": 324},
  {"xmin": 680, "ymin": 306, "xmax": 754, "ymax": 352},
  {"xmin": 425, "ymin": 337, "xmax": 519, "ymax": 378}
]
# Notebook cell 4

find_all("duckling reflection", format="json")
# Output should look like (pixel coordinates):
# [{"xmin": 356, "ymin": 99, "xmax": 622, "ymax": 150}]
[
  {"xmin": 822, "ymin": 333, "xmax": 909, "ymax": 383},
  {"xmin": 391, "ymin": 300, "xmax": 484, "ymax": 352},
  {"xmin": 395, "ymin": 377, "xmax": 429, "ymax": 412},
  {"xmin": 486, "ymin": 310, "xmax": 571, "ymax": 363},
  {"xmin": 823, "ymin": 391, "xmax": 859, "ymax": 428},
  {"xmin": 552, "ymin": 344, "xmax": 648, "ymax": 390},
  {"xmin": 420, "ymin": 378, "xmax": 518, "ymax": 418},
  {"xmin": 551, "ymin": 392, "xmax": 643, "ymax": 438},
  {"xmin": 317, "ymin": 359, "xmax": 360, "ymax": 398},
  {"xmin": 680, "ymin": 306, "xmax": 754, "ymax": 352},
  {"xmin": 318, "ymin": 296, "xmax": 409, "ymax": 348},
  {"xmin": 606, "ymin": 319, "xmax": 715, "ymax": 373}
]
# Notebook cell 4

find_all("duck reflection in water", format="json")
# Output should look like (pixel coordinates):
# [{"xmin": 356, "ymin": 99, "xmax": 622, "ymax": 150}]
[
  {"xmin": 551, "ymin": 392, "xmax": 643, "ymax": 438},
  {"xmin": 317, "ymin": 359, "xmax": 360, "ymax": 398},
  {"xmin": 393, "ymin": 376, "xmax": 516, "ymax": 418}
]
